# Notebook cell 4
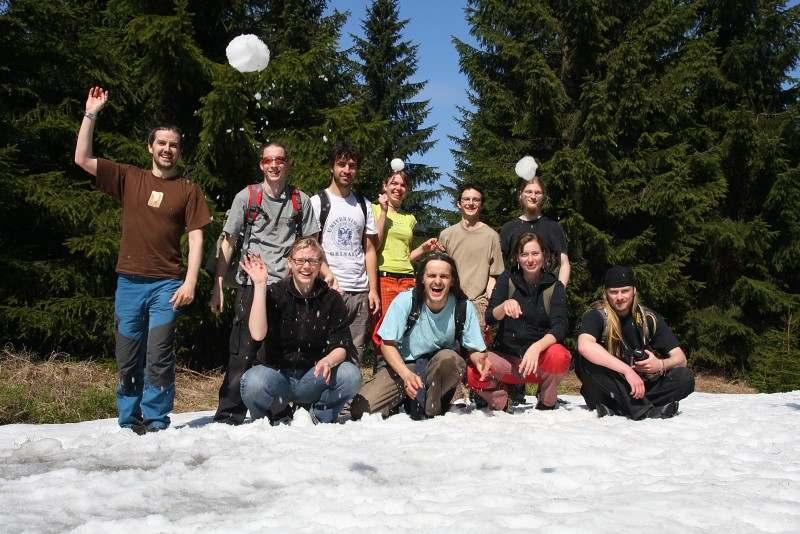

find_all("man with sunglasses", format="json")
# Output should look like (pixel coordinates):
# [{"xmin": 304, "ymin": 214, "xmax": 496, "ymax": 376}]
[{"xmin": 211, "ymin": 141, "xmax": 320, "ymax": 425}]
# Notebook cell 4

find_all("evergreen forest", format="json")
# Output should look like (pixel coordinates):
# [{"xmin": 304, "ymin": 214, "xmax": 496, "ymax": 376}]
[{"xmin": 1, "ymin": 0, "xmax": 798, "ymax": 391}]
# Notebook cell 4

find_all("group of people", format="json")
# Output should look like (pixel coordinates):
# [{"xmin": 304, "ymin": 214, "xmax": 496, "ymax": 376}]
[{"xmin": 75, "ymin": 87, "xmax": 695, "ymax": 434}]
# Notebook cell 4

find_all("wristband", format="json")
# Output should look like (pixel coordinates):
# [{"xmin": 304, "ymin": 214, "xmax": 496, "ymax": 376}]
[{"xmin": 84, "ymin": 111, "xmax": 97, "ymax": 120}]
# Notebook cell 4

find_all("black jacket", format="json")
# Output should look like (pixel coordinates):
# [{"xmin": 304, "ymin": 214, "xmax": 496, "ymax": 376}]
[
  {"xmin": 258, "ymin": 278, "xmax": 356, "ymax": 370},
  {"xmin": 485, "ymin": 269, "xmax": 568, "ymax": 356}
]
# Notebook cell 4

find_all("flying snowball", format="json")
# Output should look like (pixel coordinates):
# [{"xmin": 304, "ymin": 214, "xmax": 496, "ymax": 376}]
[
  {"xmin": 226, "ymin": 34, "xmax": 270, "ymax": 73},
  {"xmin": 390, "ymin": 158, "xmax": 405, "ymax": 172},
  {"xmin": 515, "ymin": 156, "xmax": 538, "ymax": 181}
]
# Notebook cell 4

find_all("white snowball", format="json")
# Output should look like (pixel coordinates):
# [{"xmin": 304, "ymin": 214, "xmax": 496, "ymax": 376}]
[
  {"xmin": 515, "ymin": 156, "xmax": 538, "ymax": 181},
  {"xmin": 390, "ymin": 158, "xmax": 405, "ymax": 172},
  {"xmin": 226, "ymin": 34, "xmax": 270, "ymax": 73}
]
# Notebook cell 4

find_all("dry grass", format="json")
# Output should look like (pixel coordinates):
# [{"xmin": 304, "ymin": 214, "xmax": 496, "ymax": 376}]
[{"xmin": 0, "ymin": 345, "xmax": 756, "ymax": 424}]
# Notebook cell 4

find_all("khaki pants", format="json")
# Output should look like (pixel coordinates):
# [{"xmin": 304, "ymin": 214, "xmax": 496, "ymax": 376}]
[{"xmin": 350, "ymin": 349, "xmax": 466, "ymax": 419}]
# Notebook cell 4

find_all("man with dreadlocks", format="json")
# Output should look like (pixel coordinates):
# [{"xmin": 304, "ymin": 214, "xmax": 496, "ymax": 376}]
[{"xmin": 575, "ymin": 266, "xmax": 695, "ymax": 419}]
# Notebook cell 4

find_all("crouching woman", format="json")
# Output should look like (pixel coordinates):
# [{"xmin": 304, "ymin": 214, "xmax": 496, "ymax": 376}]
[
  {"xmin": 239, "ymin": 238, "xmax": 362, "ymax": 424},
  {"xmin": 468, "ymin": 232, "xmax": 571, "ymax": 411}
]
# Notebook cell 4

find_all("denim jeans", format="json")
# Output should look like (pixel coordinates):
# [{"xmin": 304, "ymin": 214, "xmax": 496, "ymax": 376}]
[
  {"xmin": 114, "ymin": 274, "xmax": 182, "ymax": 430},
  {"xmin": 240, "ymin": 362, "xmax": 362, "ymax": 423}
]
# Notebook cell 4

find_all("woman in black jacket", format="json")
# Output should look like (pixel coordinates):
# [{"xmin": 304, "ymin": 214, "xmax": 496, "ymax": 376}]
[
  {"xmin": 468, "ymin": 232, "xmax": 571, "ymax": 411},
  {"xmin": 239, "ymin": 237, "xmax": 361, "ymax": 424}
]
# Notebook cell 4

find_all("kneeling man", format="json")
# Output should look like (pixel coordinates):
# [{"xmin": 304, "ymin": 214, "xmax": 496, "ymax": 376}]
[
  {"xmin": 351, "ymin": 254, "xmax": 489, "ymax": 420},
  {"xmin": 576, "ymin": 266, "xmax": 695, "ymax": 419}
]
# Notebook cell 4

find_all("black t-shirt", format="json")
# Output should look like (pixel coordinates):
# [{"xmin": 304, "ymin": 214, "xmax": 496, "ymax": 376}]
[
  {"xmin": 579, "ymin": 308, "xmax": 680, "ymax": 356},
  {"xmin": 499, "ymin": 216, "xmax": 568, "ymax": 261}
]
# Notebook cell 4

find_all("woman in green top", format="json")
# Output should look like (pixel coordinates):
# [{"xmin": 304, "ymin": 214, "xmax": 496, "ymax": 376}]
[{"xmin": 372, "ymin": 170, "xmax": 441, "ymax": 320}]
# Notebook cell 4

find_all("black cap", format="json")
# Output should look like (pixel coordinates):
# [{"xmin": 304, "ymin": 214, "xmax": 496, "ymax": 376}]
[{"xmin": 604, "ymin": 265, "xmax": 636, "ymax": 289}]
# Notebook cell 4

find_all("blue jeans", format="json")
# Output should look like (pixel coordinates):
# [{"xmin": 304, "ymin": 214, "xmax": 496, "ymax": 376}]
[
  {"xmin": 240, "ymin": 362, "xmax": 362, "ymax": 423},
  {"xmin": 114, "ymin": 274, "xmax": 182, "ymax": 430}
]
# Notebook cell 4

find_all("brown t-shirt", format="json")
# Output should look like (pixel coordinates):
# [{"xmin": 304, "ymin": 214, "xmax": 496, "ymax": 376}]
[{"xmin": 95, "ymin": 159, "xmax": 211, "ymax": 279}]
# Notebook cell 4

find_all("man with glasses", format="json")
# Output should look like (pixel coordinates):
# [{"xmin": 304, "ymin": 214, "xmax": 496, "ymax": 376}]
[
  {"xmin": 211, "ymin": 141, "xmax": 320, "ymax": 425},
  {"xmin": 310, "ymin": 142, "xmax": 380, "ymax": 368},
  {"xmin": 438, "ymin": 184, "xmax": 505, "ymax": 331}
]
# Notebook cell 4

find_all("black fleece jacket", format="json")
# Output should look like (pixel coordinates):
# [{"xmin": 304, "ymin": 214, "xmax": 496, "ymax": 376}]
[
  {"xmin": 485, "ymin": 269, "xmax": 568, "ymax": 356},
  {"xmin": 258, "ymin": 277, "xmax": 356, "ymax": 370}
]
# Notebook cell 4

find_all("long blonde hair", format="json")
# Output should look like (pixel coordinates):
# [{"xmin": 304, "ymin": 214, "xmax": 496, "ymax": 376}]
[{"xmin": 601, "ymin": 289, "xmax": 644, "ymax": 357}]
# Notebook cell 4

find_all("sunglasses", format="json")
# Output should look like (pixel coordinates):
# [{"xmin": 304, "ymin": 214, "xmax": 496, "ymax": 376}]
[{"xmin": 261, "ymin": 156, "xmax": 287, "ymax": 166}]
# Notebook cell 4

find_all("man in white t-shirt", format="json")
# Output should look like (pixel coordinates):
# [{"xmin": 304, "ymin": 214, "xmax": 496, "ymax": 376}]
[{"xmin": 311, "ymin": 142, "xmax": 380, "ymax": 366}]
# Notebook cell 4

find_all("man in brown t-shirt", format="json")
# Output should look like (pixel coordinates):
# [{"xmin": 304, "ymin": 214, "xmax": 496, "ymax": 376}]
[{"xmin": 74, "ymin": 86, "xmax": 211, "ymax": 434}]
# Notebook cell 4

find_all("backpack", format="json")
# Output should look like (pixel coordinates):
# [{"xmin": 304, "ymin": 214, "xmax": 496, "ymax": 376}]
[
  {"xmin": 315, "ymin": 189, "xmax": 369, "ymax": 244},
  {"xmin": 205, "ymin": 184, "xmax": 303, "ymax": 287}
]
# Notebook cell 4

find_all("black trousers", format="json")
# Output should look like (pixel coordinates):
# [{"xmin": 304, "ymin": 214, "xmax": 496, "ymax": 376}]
[
  {"xmin": 574, "ymin": 354, "xmax": 695, "ymax": 420},
  {"xmin": 214, "ymin": 284, "xmax": 262, "ymax": 423}
]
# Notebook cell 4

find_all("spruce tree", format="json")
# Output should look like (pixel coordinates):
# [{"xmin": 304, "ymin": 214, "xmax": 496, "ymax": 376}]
[
  {"xmin": 455, "ymin": 0, "xmax": 800, "ymax": 387},
  {"xmin": 352, "ymin": 0, "xmax": 439, "ymax": 227}
]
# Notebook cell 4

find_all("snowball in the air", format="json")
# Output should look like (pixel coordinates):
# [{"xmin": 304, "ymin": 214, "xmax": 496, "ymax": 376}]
[
  {"xmin": 515, "ymin": 156, "xmax": 538, "ymax": 181},
  {"xmin": 226, "ymin": 35, "xmax": 270, "ymax": 73},
  {"xmin": 390, "ymin": 158, "xmax": 405, "ymax": 172}
]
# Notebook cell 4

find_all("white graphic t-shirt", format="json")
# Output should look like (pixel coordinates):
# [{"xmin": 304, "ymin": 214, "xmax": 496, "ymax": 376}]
[{"xmin": 311, "ymin": 191, "xmax": 377, "ymax": 292}]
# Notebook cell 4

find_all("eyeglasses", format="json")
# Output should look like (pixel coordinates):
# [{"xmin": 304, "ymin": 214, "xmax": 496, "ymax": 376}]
[
  {"xmin": 522, "ymin": 191, "xmax": 544, "ymax": 197},
  {"xmin": 459, "ymin": 197, "xmax": 482, "ymax": 204},
  {"xmin": 261, "ymin": 156, "xmax": 287, "ymax": 166},
  {"xmin": 290, "ymin": 257, "xmax": 321, "ymax": 267}
]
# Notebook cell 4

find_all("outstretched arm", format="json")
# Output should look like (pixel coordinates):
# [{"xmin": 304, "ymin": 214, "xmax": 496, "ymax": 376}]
[{"xmin": 74, "ymin": 86, "xmax": 109, "ymax": 176}]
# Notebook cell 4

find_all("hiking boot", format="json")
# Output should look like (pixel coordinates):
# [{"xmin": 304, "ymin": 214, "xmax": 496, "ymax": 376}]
[
  {"xmin": 646, "ymin": 401, "xmax": 679, "ymax": 419},
  {"xmin": 509, "ymin": 383, "xmax": 526, "ymax": 405},
  {"xmin": 595, "ymin": 403, "xmax": 613, "ymax": 418},
  {"xmin": 128, "ymin": 423, "xmax": 148, "ymax": 436},
  {"xmin": 535, "ymin": 400, "xmax": 557, "ymax": 411},
  {"xmin": 470, "ymin": 389, "xmax": 488, "ymax": 410},
  {"xmin": 267, "ymin": 405, "xmax": 294, "ymax": 426}
]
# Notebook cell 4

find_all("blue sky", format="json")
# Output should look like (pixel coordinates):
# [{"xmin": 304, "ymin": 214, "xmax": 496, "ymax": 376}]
[{"xmin": 326, "ymin": 1, "xmax": 475, "ymax": 203}]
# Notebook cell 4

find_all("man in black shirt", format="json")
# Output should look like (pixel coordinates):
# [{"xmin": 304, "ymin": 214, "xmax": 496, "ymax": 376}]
[{"xmin": 575, "ymin": 266, "xmax": 694, "ymax": 419}]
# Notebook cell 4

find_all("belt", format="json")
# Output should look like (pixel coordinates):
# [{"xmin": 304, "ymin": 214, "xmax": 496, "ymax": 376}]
[{"xmin": 378, "ymin": 271, "xmax": 414, "ymax": 279}]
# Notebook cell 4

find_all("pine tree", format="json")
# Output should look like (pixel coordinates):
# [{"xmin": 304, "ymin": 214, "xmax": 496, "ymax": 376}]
[{"xmin": 352, "ymin": 0, "xmax": 439, "ymax": 227}]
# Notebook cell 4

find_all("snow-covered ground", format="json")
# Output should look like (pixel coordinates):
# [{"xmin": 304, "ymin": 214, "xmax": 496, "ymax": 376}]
[{"xmin": 1, "ymin": 392, "xmax": 799, "ymax": 533}]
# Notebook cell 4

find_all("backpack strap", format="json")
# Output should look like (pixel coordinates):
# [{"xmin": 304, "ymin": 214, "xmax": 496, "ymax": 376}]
[
  {"xmin": 245, "ymin": 184, "xmax": 263, "ymax": 222},
  {"xmin": 542, "ymin": 283, "xmax": 555, "ymax": 317},
  {"xmin": 454, "ymin": 298, "xmax": 467, "ymax": 347},
  {"xmin": 289, "ymin": 186, "xmax": 303, "ymax": 240},
  {"xmin": 354, "ymin": 191, "xmax": 368, "ymax": 241},
  {"xmin": 316, "ymin": 189, "xmax": 330, "ymax": 243},
  {"xmin": 402, "ymin": 290, "xmax": 423, "ymax": 338},
  {"xmin": 589, "ymin": 300, "xmax": 609, "ymax": 345},
  {"xmin": 639, "ymin": 305, "xmax": 658, "ymax": 346}
]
